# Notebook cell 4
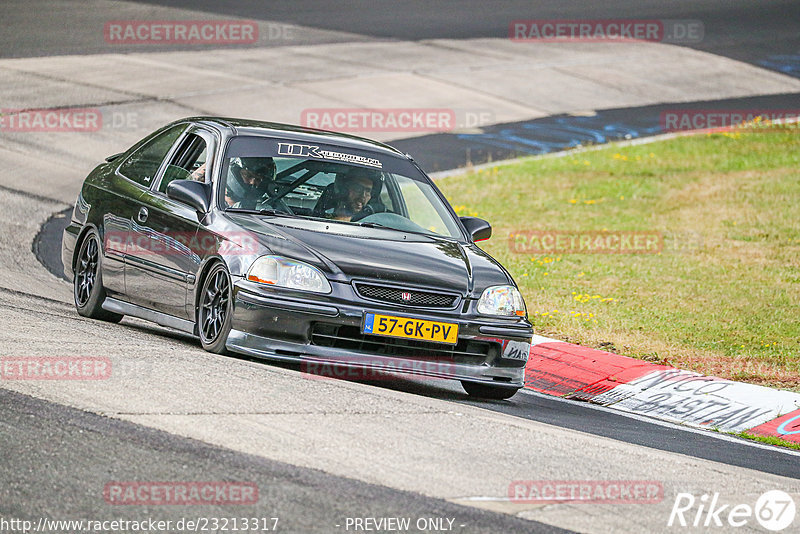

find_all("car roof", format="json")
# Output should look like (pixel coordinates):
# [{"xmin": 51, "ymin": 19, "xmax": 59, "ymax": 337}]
[{"xmin": 182, "ymin": 116, "xmax": 411, "ymax": 160}]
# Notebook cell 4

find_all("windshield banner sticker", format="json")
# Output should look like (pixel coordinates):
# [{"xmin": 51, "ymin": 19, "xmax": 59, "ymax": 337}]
[{"xmin": 277, "ymin": 142, "xmax": 383, "ymax": 169}]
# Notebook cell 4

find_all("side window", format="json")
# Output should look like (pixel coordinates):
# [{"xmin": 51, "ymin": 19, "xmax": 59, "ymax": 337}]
[
  {"xmin": 118, "ymin": 124, "xmax": 185, "ymax": 187},
  {"xmin": 398, "ymin": 176, "xmax": 452, "ymax": 236},
  {"xmin": 378, "ymin": 175, "xmax": 395, "ymax": 213},
  {"xmin": 158, "ymin": 133, "xmax": 208, "ymax": 194}
]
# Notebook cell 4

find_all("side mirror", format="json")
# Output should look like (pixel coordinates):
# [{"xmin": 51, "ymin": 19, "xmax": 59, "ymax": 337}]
[
  {"xmin": 167, "ymin": 179, "xmax": 211, "ymax": 214},
  {"xmin": 460, "ymin": 216, "xmax": 492, "ymax": 242}
]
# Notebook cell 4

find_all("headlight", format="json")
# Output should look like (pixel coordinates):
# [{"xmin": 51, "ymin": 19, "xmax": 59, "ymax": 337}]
[
  {"xmin": 477, "ymin": 285, "xmax": 527, "ymax": 317},
  {"xmin": 247, "ymin": 255, "xmax": 331, "ymax": 294}
]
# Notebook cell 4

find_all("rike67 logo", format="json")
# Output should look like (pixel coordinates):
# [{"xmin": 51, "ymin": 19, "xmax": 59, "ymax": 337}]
[{"xmin": 669, "ymin": 490, "xmax": 796, "ymax": 531}]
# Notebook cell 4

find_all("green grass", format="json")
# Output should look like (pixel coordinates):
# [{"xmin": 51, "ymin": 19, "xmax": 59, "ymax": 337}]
[
  {"xmin": 736, "ymin": 432, "xmax": 800, "ymax": 451},
  {"xmin": 439, "ymin": 129, "xmax": 800, "ymax": 389}
]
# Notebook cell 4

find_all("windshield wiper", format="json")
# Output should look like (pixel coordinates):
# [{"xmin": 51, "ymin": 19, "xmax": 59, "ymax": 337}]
[
  {"xmin": 258, "ymin": 209, "xmax": 295, "ymax": 217},
  {"xmin": 358, "ymin": 221, "xmax": 387, "ymax": 228},
  {"xmin": 226, "ymin": 208, "xmax": 294, "ymax": 218}
]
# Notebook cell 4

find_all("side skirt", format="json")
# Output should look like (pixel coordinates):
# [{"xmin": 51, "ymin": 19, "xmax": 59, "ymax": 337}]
[{"xmin": 102, "ymin": 297, "xmax": 197, "ymax": 335}]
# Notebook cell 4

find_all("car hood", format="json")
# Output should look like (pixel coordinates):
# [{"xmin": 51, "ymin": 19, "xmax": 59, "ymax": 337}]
[{"xmin": 227, "ymin": 214, "xmax": 513, "ymax": 295}]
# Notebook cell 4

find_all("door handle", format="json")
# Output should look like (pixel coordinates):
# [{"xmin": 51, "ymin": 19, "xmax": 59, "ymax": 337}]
[{"xmin": 137, "ymin": 207, "xmax": 148, "ymax": 223}]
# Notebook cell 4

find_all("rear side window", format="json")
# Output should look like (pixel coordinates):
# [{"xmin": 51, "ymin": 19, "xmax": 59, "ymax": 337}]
[{"xmin": 118, "ymin": 124, "xmax": 185, "ymax": 187}]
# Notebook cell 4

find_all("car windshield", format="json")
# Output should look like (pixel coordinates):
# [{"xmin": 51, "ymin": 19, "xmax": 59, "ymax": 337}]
[{"xmin": 219, "ymin": 136, "xmax": 464, "ymax": 239}]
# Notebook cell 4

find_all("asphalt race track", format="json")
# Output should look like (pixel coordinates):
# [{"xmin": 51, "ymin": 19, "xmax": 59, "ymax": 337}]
[
  {"xmin": 0, "ymin": 388, "xmax": 568, "ymax": 533},
  {"xmin": 3, "ymin": 0, "xmax": 799, "ymax": 63},
  {"xmin": 1, "ymin": 2, "xmax": 799, "ymax": 533}
]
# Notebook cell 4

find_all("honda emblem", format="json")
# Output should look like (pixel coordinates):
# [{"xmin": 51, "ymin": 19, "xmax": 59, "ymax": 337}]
[{"xmin": 401, "ymin": 292, "xmax": 412, "ymax": 302}]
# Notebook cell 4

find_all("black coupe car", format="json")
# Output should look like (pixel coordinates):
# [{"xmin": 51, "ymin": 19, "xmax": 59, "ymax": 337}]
[{"xmin": 62, "ymin": 117, "xmax": 532, "ymax": 399}]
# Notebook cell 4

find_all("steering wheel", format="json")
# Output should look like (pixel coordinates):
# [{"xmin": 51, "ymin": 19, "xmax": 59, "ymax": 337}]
[
  {"xmin": 350, "ymin": 203, "xmax": 385, "ymax": 222},
  {"xmin": 257, "ymin": 195, "xmax": 294, "ymax": 215}
]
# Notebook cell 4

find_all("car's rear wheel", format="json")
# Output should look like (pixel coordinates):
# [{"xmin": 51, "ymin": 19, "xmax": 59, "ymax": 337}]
[
  {"xmin": 461, "ymin": 380, "xmax": 520, "ymax": 400},
  {"xmin": 198, "ymin": 263, "xmax": 233, "ymax": 354},
  {"xmin": 73, "ymin": 229, "xmax": 123, "ymax": 322}
]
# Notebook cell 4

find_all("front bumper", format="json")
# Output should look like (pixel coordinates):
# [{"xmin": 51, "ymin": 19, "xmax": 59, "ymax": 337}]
[{"xmin": 227, "ymin": 280, "xmax": 532, "ymax": 387}]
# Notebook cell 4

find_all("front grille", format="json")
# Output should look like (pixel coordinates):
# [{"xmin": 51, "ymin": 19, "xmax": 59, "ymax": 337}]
[
  {"xmin": 311, "ymin": 323, "xmax": 496, "ymax": 365},
  {"xmin": 354, "ymin": 283, "xmax": 458, "ymax": 308}
]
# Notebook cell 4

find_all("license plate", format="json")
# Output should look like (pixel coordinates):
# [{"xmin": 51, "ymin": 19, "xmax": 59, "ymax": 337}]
[{"xmin": 363, "ymin": 313, "xmax": 459, "ymax": 345}]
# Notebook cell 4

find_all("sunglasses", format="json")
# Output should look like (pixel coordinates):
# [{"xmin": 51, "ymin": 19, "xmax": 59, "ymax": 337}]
[{"xmin": 348, "ymin": 183, "xmax": 373, "ymax": 196}]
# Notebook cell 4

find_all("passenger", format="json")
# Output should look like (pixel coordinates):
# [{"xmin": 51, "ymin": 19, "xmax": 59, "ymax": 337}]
[{"xmin": 331, "ymin": 168, "xmax": 375, "ymax": 221}]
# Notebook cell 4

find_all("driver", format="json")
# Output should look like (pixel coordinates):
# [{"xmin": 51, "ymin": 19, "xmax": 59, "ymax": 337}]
[
  {"xmin": 225, "ymin": 157, "xmax": 276, "ymax": 209},
  {"xmin": 331, "ymin": 168, "xmax": 376, "ymax": 221}
]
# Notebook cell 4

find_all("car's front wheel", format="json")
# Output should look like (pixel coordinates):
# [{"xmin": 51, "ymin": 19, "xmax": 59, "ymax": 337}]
[
  {"xmin": 198, "ymin": 263, "xmax": 233, "ymax": 354},
  {"xmin": 73, "ymin": 229, "xmax": 123, "ymax": 322},
  {"xmin": 461, "ymin": 380, "xmax": 520, "ymax": 400}
]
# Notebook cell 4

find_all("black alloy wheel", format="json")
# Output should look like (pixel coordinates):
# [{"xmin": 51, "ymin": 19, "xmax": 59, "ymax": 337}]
[
  {"xmin": 198, "ymin": 263, "xmax": 233, "ymax": 353},
  {"xmin": 73, "ymin": 230, "xmax": 122, "ymax": 322}
]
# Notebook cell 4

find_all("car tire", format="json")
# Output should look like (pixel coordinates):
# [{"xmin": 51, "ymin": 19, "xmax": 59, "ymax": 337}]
[
  {"xmin": 73, "ymin": 229, "xmax": 123, "ymax": 322},
  {"xmin": 198, "ymin": 262, "xmax": 233, "ymax": 354},
  {"xmin": 461, "ymin": 380, "xmax": 520, "ymax": 400}
]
